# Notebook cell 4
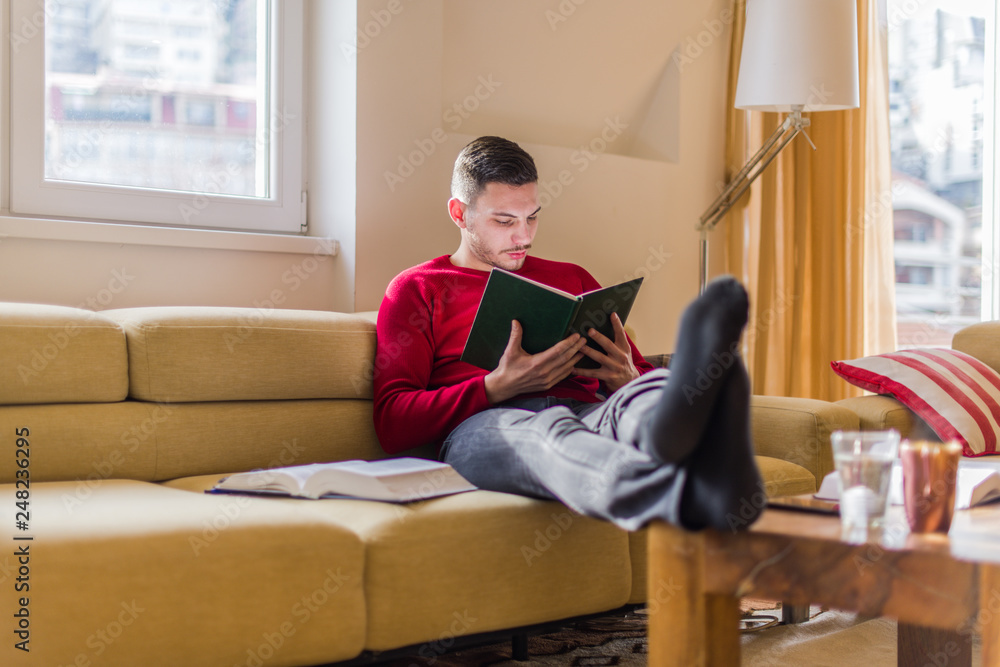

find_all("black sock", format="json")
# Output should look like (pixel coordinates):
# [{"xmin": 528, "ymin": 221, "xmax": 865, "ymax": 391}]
[
  {"xmin": 639, "ymin": 276, "xmax": 749, "ymax": 465},
  {"xmin": 677, "ymin": 361, "xmax": 764, "ymax": 532}
]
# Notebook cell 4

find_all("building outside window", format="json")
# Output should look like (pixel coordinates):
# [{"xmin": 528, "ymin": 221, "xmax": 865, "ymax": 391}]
[
  {"xmin": 888, "ymin": 0, "xmax": 991, "ymax": 347},
  {"xmin": 9, "ymin": 0, "xmax": 304, "ymax": 233}
]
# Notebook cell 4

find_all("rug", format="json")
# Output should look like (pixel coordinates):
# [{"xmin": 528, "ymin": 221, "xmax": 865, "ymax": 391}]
[
  {"xmin": 375, "ymin": 604, "xmax": 982, "ymax": 666},
  {"xmin": 379, "ymin": 613, "xmax": 649, "ymax": 667}
]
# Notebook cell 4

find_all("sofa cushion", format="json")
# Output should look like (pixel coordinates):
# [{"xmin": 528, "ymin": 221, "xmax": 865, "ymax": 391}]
[
  {"xmin": 0, "ymin": 399, "xmax": 393, "ymax": 484},
  {"xmin": 0, "ymin": 402, "xmax": 158, "ymax": 483},
  {"xmin": 103, "ymin": 307, "xmax": 376, "ymax": 402},
  {"xmin": 832, "ymin": 349, "xmax": 1000, "ymax": 456},
  {"xmin": 6, "ymin": 479, "xmax": 367, "ymax": 667},
  {"xmin": 835, "ymin": 394, "xmax": 938, "ymax": 441},
  {"xmin": 353, "ymin": 492, "xmax": 631, "ymax": 651},
  {"xmin": 954, "ymin": 321, "xmax": 1000, "ymax": 374},
  {"xmin": 756, "ymin": 455, "xmax": 819, "ymax": 497},
  {"xmin": 750, "ymin": 395, "xmax": 857, "ymax": 482},
  {"xmin": 164, "ymin": 474, "xmax": 633, "ymax": 652},
  {"xmin": 147, "ymin": 399, "xmax": 386, "ymax": 480},
  {"xmin": 0, "ymin": 302, "xmax": 127, "ymax": 404}
]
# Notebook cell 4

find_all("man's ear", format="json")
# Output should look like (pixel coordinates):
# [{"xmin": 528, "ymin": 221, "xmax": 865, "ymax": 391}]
[{"xmin": 448, "ymin": 197, "xmax": 468, "ymax": 229}]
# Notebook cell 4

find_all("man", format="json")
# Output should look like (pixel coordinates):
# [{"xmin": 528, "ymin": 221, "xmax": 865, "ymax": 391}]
[{"xmin": 373, "ymin": 136, "xmax": 762, "ymax": 532}]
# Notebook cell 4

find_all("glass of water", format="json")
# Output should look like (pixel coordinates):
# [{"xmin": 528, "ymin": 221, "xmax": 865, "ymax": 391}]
[{"xmin": 831, "ymin": 430, "xmax": 901, "ymax": 536}]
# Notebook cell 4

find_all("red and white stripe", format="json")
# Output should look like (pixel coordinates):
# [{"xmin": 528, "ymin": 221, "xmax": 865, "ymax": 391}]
[{"xmin": 831, "ymin": 348, "xmax": 1000, "ymax": 457}]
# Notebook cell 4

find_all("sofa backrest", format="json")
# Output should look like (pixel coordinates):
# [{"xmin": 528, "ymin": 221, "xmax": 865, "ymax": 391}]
[
  {"xmin": 0, "ymin": 302, "xmax": 129, "ymax": 404},
  {"xmin": 104, "ymin": 306, "xmax": 376, "ymax": 402},
  {"xmin": 953, "ymin": 321, "xmax": 1000, "ymax": 373},
  {"xmin": 0, "ymin": 303, "xmax": 386, "ymax": 484}
]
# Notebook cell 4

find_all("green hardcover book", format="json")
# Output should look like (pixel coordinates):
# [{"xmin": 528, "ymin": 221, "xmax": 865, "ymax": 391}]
[{"xmin": 460, "ymin": 268, "xmax": 643, "ymax": 371}]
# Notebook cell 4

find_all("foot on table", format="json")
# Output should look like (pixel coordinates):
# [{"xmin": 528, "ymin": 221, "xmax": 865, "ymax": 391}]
[
  {"xmin": 676, "ymin": 360, "xmax": 763, "ymax": 531},
  {"xmin": 639, "ymin": 275, "xmax": 750, "ymax": 466}
]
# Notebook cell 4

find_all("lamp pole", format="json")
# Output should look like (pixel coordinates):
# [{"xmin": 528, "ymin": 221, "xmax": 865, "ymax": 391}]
[{"xmin": 696, "ymin": 107, "xmax": 813, "ymax": 293}]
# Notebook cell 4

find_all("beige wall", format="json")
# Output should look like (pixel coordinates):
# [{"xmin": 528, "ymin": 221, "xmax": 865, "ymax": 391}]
[
  {"xmin": 0, "ymin": 0, "xmax": 732, "ymax": 352},
  {"xmin": 355, "ymin": 0, "xmax": 732, "ymax": 351},
  {"xmin": 0, "ymin": 235, "xmax": 344, "ymax": 311}
]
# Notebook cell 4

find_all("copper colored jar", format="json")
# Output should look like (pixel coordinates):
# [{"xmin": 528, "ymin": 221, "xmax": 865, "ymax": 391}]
[{"xmin": 900, "ymin": 440, "xmax": 962, "ymax": 534}]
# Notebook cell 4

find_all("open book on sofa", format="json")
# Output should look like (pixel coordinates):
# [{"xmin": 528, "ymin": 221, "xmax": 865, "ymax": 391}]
[{"xmin": 209, "ymin": 457, "xmax": 477, "ymax": 502}]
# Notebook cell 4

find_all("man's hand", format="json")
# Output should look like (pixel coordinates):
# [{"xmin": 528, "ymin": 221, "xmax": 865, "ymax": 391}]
[
  {"xmin": 573, "ymin": 313, "xmax": 640, "ymax": 393},
  {"xmin": 484, "ymin": 321, "xmax": 588, "ymax": 404}
]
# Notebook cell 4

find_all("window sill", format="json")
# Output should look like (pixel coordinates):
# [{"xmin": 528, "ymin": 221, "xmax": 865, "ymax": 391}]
[{"xmin": 0, "ymin": 215, "xmax": 339, "ymax": 257}]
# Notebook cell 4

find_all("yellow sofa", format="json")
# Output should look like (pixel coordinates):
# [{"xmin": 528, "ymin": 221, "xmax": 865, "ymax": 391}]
[{"xmin": 0, "ymin": 303, "xmax": 856, "ymax": 666}]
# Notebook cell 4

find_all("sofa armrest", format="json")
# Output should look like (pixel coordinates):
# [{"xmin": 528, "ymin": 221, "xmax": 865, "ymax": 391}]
[
  {"xmin": 834, "ymin": 395, "xmax": 939, "ymax": 442},
  {"xmin": 750, "ymin": 396, "xmax": 859, "ymax": 484}
]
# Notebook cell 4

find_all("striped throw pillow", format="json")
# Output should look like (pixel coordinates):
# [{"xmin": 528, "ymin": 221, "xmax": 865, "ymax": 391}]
[{"xmin": 831, "ymin": 348, "xmax": 1000, "ymax": 457}]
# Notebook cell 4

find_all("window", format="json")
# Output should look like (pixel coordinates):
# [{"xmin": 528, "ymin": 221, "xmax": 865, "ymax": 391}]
[
  {"xmin": 9, "ymin": 0, "xmax": 305, "ymax": 234},
  {"xmin": 185, "ymin": 99, "xmax": 216, "ymax": 126},
  {"xmin": 174, "ymin": 25, "xmax": 205, "ymax": 39},
  {"xmin": 122, "ymin": 43, "xmax": 160, "ymax": 60},
  {"xmin": 893, "ymin": 210, "xmax": 934, "ymax": 243},
  {"xmin": 176, "ymin": 48, "xmax": 202, "ymax": 62},
  {"xmin": 888, "ymin": 0, "xmax": 993, "ymax": 347},
  {"xmin": 896, "ymin": 264, "xmax": 935, "ymax": 285}
]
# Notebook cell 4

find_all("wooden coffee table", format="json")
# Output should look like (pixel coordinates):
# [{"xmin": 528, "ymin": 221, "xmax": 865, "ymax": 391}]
[{"xmin": 647, "ymin": 502, "xmax": 1000, "ymax": 666}]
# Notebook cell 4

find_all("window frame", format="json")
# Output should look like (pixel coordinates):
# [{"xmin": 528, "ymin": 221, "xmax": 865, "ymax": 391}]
[
  {"xmin": 983, "ymin": 1, "xmax": 999, "ymax": 321},
  {"xmin": 888, "ymin": 0, "xmax": 1000, "ymax": 338},
  {"xmin": 7, "ymin": 0, "xmax": 305, "ymax": 234}
]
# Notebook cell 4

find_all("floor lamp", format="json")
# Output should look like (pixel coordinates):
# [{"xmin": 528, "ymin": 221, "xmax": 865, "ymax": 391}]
[{"xmin": 697, "ymin": 0, "xmax": 861, "ymax": 293}]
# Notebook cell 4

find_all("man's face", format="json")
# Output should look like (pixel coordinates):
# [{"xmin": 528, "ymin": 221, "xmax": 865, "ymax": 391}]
[{"xmin": 459, "ymin": 182, "xmax": 540, "ymax": 271}]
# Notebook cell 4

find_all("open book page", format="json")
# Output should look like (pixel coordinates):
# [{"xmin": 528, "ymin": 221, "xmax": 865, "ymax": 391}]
[
  {"xmin": 273, "ymin": 463, "xmax": 335, "ymax": 487},
  {"xmin": 305, "ymin": 459, "xmax": 474, "ymax": 501},
  {"xmin": 956, "ymin": 465, "xmax": 1000, "ymax": 507},
  {"xmin": 331, "ymin": 458, "xmax": 449, "ymax": 476},
  {"xmin": 215, "ymin": 463, "xmax": 329, "ymax": 495},
  {"xmin": 211, "ymin": 458, "xmax": 476, "ymax": 502}
]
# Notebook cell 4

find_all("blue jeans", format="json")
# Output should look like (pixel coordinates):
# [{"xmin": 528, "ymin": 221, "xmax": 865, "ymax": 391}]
[{"xmin": 439, "ymin": 369, "xmax": 684, "ymax": 531}]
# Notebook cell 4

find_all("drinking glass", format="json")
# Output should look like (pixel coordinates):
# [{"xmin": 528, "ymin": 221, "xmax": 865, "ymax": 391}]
[{"xmin": 831, "ymin": 430, "xmax": 901, "ymax": 535}]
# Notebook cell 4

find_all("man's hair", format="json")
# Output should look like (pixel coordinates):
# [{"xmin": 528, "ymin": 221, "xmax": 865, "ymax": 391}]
[{"xmin": 451, "ymin": 136, "xmax": 538, "ymax": 207}]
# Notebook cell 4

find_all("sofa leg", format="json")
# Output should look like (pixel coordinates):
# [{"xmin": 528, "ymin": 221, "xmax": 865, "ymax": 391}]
[
  {"xmin": 781, "ymin": 602, "xmax": 810, "ymax": 624},
  {"xmin": 511, "ymin": 633, "xmax": 529, "ymax": 661}
]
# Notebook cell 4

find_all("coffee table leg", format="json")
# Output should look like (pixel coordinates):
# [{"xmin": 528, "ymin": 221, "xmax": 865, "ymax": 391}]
[
  {"xmin": 980, "ymin": 565, "xmax": 1000, "ymax": 667},
  {"xmin": 648, "ymin": 522, "xmax": 741, "ymax": 667},
  {"xmin": 706, "ymin": 593, "xmax": 741, "ymax": 665},
  {"xmin": 897, "ymin": 623, "xmax": 970, "ymax": 667}
]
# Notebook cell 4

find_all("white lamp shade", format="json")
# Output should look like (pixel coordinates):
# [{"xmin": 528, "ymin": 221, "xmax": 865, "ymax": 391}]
[{"xmin": 735, "ymin": 0, "xmax": 860, "ymax": 112}]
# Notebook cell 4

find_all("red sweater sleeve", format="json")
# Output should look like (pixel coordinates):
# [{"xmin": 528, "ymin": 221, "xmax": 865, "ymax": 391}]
[{"xmin": 372, "ymin": 271, "xmax": 491, "ymax": 454}]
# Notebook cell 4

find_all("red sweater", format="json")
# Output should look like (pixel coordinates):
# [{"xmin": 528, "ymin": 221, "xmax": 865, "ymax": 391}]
[{"xmin": 373, "ymin": 255, "xmax": 653, "ymax": 453}]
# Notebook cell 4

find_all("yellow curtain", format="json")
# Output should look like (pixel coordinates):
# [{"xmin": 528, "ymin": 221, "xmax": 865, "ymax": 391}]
[{"xmin": 724, "ymin": 0, "xmax": 896, "ymax": 401}]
